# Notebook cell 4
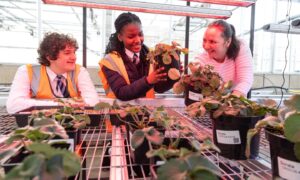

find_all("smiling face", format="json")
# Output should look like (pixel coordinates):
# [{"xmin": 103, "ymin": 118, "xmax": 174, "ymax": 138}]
[
  {"xmin": 118, "ymin": 22, "xmax": 144, "ymax": 53},
  {"xmin": 48, "ymin": 45, "xmax": 76, "ymax": 74},
  {"xmin": 202, "ymin": 26, "xmax": 231, "ymax": 63}
]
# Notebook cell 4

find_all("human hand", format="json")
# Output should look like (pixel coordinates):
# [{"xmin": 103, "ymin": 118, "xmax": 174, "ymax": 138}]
[{"xmin": 146, "ymin": 66, "xmax": 167, "ymax": 84}]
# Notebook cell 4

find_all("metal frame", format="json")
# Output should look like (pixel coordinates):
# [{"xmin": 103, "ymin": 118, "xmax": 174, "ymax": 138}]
[
  {"xmin": 182, "ymin": 0, "xmax": 256, "ymax": 7},
  {"xmin": 42, "ymin": 0, "xmax": 232, "ymax": 19}
]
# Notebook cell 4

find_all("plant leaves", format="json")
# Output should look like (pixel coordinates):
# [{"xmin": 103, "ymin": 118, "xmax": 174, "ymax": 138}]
[
  {"xmin": 130, "ymin": 129, "xmax": 145, "ymax": 149},
  {"xmin": 46, "ymin": 154, "xmax": 64, "ymax": 178},
  {"xmin": 181, "ymin": 48, "xmax": 189, "ymax": 54},
  {"xmin": 163, "ymin": 53, "xmax": 172, "ymax": 65},
  {"xmin": 5, "ymin": 154, "xmax": 45, "ymax": 179},
  {"xmin": 185, "ymin": 154, "xmax": 221, "ymax": 177},
  {"xmin": 27, "ymin": 143, "xmax": 81, "ymax": 177},
  {"xmin": 284, "ymin": 94, "xmax": 300, "ymax": 111},
  {"xmin": 94, "ymin": 102, "xmax": 111, "ymax": 110},
  {"xmin": 188, "ymin": 167, "xmax": 218, "ymax": 180},
  {"xmin": 172, "ymin": 81, "xmax": 185, "ymax": 94},
  {"xmin": 157, "ymin": 158, "xmax": 188, "ymax": 180},
  {"xmin": 168, "ymin": 68, "xmax": 180, "ymax": 80},
  {"xmin": 144, "ymin": 127, "xmax": 164, "ymax": 145},
  {"xmin": 284, "ymin": 113, "xmax": 300, "ymax": 143},
  {"xmin": 170, "ymin": 50, "xmax": 180, "ymax": 61}
]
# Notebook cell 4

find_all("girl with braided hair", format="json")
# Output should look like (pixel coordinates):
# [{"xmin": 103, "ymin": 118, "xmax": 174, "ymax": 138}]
[{"xmin": 99, "ymin": 12, "xmax": 175, "ymax": 100}]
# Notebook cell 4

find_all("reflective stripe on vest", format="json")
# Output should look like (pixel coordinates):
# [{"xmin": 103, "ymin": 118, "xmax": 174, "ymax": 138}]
[
  {"xmin": 27, "ymin": 64, "xmax": 80, "ymax": 99},
  {"xmin": 98, "ymin": 52, "xmax": 155, "ymax": 98}
]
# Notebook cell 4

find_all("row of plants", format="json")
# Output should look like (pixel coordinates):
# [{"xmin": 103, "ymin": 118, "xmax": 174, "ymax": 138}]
[
  {"xmin": 95, "ymin": 101, "xmax": 223, "ymax": 179},
  {"xmin": 0, "ymin": 113, "xmax": 81, "ymax": 179},
  {"xmin": 175, "ymin": 57, "xmax": 300, "ymax": 179},
  {"xmin": 0, "ymin": 101, "xmax": 99, "ymax": 179}
]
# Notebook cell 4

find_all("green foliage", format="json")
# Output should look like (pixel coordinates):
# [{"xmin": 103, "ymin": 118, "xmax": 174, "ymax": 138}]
[
  {"xmin": 173, "ymin": 64, "xmax": 226, "ymax": 95},
  {"xmin": 30, "ymin": 106, "xmax": 90, "ymax": 130},
  {"xmin": 130, "ymin": 127, "xmax": 164, "ymax": 149},
  {"xmin": 147, "ymin": 41, "xmax": 188, "ymax": 80},
  {"xmin": 147, "ymin": 41, "xmax": 188, "ymax": 65},
  {"xmin": 6, "ymin": 123, "xmax": 68, "ymax": 145},
  {"xmin": 247, "ymin": 94, "xmax": 300, "ymax": 160},
  {"xmin": 4, "ymin": 143, "xmax": 81, "ymax": 179},
  {"xmin": 186, "ymin": 94, "xmax": 278, "ymax": 119},
  {"xmin": 157, "ymin": 153, "xmax": 220, "ymax": 180},
  {"xmin": 94, "ymin": 102, "xmax": 111, "ymax": 110},
  {"xmin": 284, "ymin": 113, "xmax": 300, "ymax": 143}
]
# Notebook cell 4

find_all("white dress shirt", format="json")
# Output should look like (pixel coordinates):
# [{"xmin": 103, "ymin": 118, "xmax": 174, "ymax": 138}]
[
  {"xmin": 125, "ymin": 48, "xmax": 140, "ymax": 64},
  {"xmin": 6, "ymin": 65, "xmax": 99, "ymax": 114}
]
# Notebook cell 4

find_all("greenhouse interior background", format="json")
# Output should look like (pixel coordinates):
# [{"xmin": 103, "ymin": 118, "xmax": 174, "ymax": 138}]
[{"xmin": 0, "ymin": 0, "xmax": 300, "ymax": 106}]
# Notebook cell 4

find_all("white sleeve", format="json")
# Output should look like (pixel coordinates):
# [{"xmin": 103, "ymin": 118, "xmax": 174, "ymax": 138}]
[
  {"xmin": 6, "ymin": 65, "xmax": 58, "ymax": 114},
  {"xmin": 77, "ymin": 67, "xmax": 99, "ymax": 106}
]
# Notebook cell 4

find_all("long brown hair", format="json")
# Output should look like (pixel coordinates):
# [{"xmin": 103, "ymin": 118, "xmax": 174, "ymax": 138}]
[{"xmin": 208, "ymin": 20, "xmax": 240, "ymax": 60}]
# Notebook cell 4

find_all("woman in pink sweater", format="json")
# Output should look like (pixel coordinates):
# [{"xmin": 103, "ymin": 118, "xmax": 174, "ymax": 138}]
[{"xmin": 195, "ymin": 20, "xmax": 253, "ymax": 97}]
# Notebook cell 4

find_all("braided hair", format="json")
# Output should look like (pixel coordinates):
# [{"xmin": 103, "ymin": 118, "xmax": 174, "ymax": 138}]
[
  {"xmin": 105, "ymin": 12, "xmax": 149, "ymax": 64},
  {"xmin": 208, "ymin": 20, "xmax": 240, "ymax": 60}
]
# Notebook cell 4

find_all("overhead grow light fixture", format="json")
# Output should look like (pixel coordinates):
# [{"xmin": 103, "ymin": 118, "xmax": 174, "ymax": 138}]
[
  {"xmin": 182, "ymin": 0, "xmax": 256, "ymax": 7},
  {"xmin": 263, "ymin": 23, "xmax": 300, "ymax": 35},
  {"xmin": 42, "ymin": 0, "xmax": 232, "ymax": 19}
]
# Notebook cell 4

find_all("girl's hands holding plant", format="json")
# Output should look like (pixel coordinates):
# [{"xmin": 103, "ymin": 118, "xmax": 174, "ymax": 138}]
[{"xmin": 146, "ymin": 66, "xmax": 167, "ymax": 84}]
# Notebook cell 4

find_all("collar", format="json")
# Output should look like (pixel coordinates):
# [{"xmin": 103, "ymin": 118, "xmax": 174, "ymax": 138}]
[
  {"xmin": 46, "ymin": 66, "xmax": 67, "ymax": 82},
  {"xmin": 125, "ymin": 48, "xmax": 140, "ymax": 63}
]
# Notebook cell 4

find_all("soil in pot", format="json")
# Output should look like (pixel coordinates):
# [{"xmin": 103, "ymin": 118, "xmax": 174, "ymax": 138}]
[
  {"xmin": 266, "ymin": 129, "xmax": 300, "ymax": 179},
  {"xmin": 212, "ymin": 115, "xmax": 263, "ymax": 160},
  {"xmin": 184, "ymin": 84, "xmax": 203, "ymax": 106}
]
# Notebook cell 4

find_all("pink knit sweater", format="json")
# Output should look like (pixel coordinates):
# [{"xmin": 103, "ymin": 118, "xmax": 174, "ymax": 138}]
[{"xmin": 195, "ymin": 40, "xmax": 253, "ymax": 95}]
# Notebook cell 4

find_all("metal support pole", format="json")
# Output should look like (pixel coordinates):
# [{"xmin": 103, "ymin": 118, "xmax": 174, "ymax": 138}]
[
  {"xmin": 83, "ymin": 7, "xmax": 87, "ymax": 68},
  {"xmin": 184, "ymin": 1, "xmax": 190, "ymax": 75},
  {"xmin": 247, "ymin": 4, "xmax": 255, "ymax": 99}
]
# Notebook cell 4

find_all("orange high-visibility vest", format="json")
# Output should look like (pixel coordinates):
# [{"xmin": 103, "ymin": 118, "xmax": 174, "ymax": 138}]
[
  {"xmin": 26, "ymin": 64, "xmax": 81, "ymax": 99},
  {"xmin": 98, "ymin": 52, "xmax": 155, "ymax": 98}
]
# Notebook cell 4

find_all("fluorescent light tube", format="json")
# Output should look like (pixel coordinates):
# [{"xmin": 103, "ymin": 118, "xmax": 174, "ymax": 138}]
[{"xmin": 42, "ymin": 0, "xmax": 232, "ymax": 19}]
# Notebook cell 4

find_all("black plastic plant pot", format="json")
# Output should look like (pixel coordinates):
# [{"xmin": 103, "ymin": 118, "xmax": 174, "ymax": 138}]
[
  {"xmin": 184, "ymin": 84, "xmax": 202, "ymax": 106},
  {"xmin": 85, "ymin": 111, "xmax": 103, "ymax": 127},
  {"xmin": 2, "ymin": 147, "xmax": 28, "ymax": 173},
  {"xmin": 212, "ymin": 115, "xmax": 263, "ymax": 160},
  {"xmin": 13, "ymin": 106, "xmax": 62, "ymax": 127},
  {"xmin": 66, "ymin": 128, "xmax": 78, "ymax": 147},
  {"xmin": 266, "ymin": 130, "xmax": 300, "ymax": 179},
  {"xmin": 128, "ymin": 122, "xmax": 165, "ymax": 164},
  {"xmin": 83, "ymin": 107, "xmax": 105, "ymax": 127},
  {"xmin": 107, "ymin": 112, "xmax": 121, "ymax": 126},
  {"xmin": 155, "ymin": 54, "xmax": 180, "ymax": 87}
]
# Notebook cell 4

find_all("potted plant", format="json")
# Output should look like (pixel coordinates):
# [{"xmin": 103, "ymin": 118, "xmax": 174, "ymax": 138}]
[
  {"xmin": 145, "ymin": 116, "xmax": 221, "ymax": 180},
  {"xmin": 0, "ymin": 119, "xmax": 81, "ymax": 179},
  {"xmin": 1, "ymin": 142, "xmax": 81, "ymax": 180},
  {"xmin": 186, "ymin": 92, "xmax": 278, "ymax": 160},
  {"xmin": 30, "ymin": 106, "xmax": 90, "ymax": 146},
  {"xmin": 173, "ymin": 63, "xmax": 225, "ymax": 106},
  {"xmin": 147, "ymin": 41, "xmax": 188, "ymax": 83},
  {"xmin": 247, "ymin": 94, "xmax": 300, "ymax": 179}
]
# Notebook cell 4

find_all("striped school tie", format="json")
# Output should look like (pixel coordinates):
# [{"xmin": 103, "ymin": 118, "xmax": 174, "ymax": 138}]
[
  {"xmin": 133, "ymin": 53, "xmax": 138, "ymax": 64},
  {"xmin": 56, "ymin": 75, "xmax": 69, "ymax": 98}
]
